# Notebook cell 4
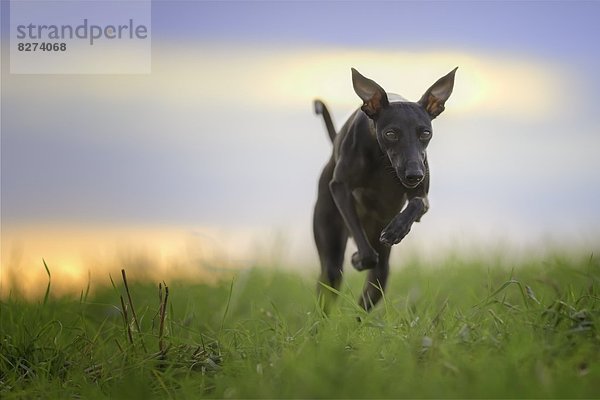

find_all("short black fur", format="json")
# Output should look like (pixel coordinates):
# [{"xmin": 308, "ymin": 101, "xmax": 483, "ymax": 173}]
[{"xmin": 314, "ymin": 67, "xmax": 457, "ymax": 312}]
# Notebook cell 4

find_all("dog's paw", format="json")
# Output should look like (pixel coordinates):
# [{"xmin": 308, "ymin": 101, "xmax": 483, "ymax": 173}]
[
  {"xmin": 380, "ymin": 222, "xmax": 411, "ymax": 246},
  {"xmin": 351, "ymin": 250, "xmax": 379, "ymax": 271}
]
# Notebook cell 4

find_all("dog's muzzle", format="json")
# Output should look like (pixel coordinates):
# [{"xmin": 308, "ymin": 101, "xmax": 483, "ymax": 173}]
[{"xmin": 402, "ymin": 161, "xmax": 425, "ymax": 188}]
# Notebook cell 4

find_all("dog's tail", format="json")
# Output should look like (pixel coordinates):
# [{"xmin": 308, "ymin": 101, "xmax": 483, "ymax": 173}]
[{"xmin": 313, "ymin": 99, "xmax": 336, "ymax": 143}]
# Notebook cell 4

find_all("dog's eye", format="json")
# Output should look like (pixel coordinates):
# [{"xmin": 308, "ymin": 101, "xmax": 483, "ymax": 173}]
[
  {"xmin": 384, "ymin": 131, "xmax": 398, "ymax": 141},
  {"xmin": 419, "ymin": 130, "xmax": 432, "ymax": 141}
]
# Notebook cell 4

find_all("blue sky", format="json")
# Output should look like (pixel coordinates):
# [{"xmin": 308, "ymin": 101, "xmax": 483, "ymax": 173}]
[
  {"xmin": 152, "ymin": 1, "xmax": 599, "ymax": 60},
  {"xmin": 1, "ymin": 1, "xmax": 600, "ymax": 279}
]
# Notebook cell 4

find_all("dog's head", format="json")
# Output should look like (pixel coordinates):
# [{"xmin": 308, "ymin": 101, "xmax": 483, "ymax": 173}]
[{"xmin": 351, "ymin": 67, "xmax": 457, "ymax": 189}]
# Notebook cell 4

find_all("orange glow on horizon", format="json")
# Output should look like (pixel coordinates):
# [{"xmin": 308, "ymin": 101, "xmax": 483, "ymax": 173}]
[{"xmin": 0, "ymin": 225, "xmax": 261, "ymax": 299}]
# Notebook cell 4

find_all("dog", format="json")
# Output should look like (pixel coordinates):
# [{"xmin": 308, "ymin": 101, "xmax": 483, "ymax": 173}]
[{"xmin": 313, "ymin": 67, "xmax": 457, "ymax": 312}]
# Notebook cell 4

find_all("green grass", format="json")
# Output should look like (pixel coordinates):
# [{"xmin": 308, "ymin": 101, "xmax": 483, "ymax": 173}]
[{"xmin": 1, "ymin": 253, "xmax": 599, "ymax": 398}]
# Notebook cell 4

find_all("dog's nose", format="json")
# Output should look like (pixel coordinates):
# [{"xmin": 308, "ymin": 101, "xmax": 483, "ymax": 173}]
[
  {"xmin": 404, "ymin": 160, "xmax": 424, "ymax": 184},
  {"xmin": 405, "ymin": 170, "xmax": 424, "ymax": 185}
]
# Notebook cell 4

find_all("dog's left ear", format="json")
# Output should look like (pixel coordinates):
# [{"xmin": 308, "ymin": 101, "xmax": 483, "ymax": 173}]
[
  {"xmin": 418, "ymin": 67, "xmax": 458, "ymax": 119},
  {"xmin": 352, "ymin": 68, "xmax": 389, "ymax": 118}
]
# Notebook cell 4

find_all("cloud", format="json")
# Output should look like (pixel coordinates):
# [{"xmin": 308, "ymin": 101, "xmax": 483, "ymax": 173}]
[{"xmin": 7, "ymin": 44, "xmax": 565, "ymax": 121}]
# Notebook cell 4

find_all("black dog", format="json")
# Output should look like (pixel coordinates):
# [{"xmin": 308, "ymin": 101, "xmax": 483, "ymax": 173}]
[{"xmin": 313, "ymin": 67, "xmax": 457, "ymax": 311}]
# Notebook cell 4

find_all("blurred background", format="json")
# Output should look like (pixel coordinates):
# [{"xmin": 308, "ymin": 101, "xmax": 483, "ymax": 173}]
[{"xmin": 2, "ymin": 1, "xmax": 600, "ymax": 297}]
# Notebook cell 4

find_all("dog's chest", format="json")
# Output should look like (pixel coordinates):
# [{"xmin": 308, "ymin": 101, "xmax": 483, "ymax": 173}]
[{"xmin": 352, "ymin": 177, "xmax": 407, "ymax": 223}]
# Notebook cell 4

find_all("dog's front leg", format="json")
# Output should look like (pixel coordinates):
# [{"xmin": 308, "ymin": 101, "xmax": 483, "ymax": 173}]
[
  {"xmin": 329, "ymin": 180, "xmax": 379, "ymax": 270},
  {"xmin": 380, "ymin": 196, "xmax": 429, "ymax": 246}
]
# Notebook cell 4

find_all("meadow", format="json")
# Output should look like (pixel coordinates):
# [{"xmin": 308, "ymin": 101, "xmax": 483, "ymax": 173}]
[{"xmin": 1, "ymin": 251, "xmax": 599, "ymax": 399}]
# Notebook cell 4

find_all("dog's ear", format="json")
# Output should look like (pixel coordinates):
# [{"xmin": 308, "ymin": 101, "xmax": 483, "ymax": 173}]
[
  {"xmin": 418, "ymin": 67, "xmax": 458, "ymax": 119},
  {"xmin": 352, "ymin": 68, "xmax": 389, "ymax": 118}
]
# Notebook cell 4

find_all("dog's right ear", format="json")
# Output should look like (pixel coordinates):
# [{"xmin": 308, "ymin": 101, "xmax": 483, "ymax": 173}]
[{"xmin": 352, "ymin": 68, "xmax": 389, "ymax": 118}]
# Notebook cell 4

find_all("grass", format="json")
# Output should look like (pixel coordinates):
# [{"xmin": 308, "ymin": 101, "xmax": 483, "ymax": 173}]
[{"xmin": 1, "ymin": 252, "xmax": 599, "ymax": 398}]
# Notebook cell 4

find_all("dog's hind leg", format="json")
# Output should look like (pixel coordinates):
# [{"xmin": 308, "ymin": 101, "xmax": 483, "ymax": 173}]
[
  {"xmin": 358, "ymin": 242, "xmax": 390, "ymax": 312},
  {"xmin": 314, "ymin": 159, "xmax": 348, "ymax": 311}
]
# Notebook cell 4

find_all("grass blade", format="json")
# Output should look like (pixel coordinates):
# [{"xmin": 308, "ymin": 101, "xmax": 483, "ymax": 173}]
[
  {"xmin": 42, "ymin": 259, "xmax": 51, "ymax": 305},
  {"xmin": 121, "ymin": 269, "xmax": 147, "ymax": 353},
  {"xmin": 220, "ymin": 276, "xmax": 235, "ymax": 332}
]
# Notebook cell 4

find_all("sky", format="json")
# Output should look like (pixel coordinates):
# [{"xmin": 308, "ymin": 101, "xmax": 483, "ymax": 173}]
[{"xmin": 1, "ymin": 0, "xmax": 600, "ymax": 295}]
